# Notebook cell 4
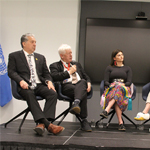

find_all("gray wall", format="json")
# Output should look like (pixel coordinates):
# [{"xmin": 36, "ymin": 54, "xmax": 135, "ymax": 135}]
[{"xmin": 79, "ymin": 1, "xmax": 150, "ymax": 124}]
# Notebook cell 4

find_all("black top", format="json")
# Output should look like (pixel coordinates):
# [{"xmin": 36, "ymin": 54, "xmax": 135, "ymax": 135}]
[{"xmin": 104, "ymin": 65, "xmax": 132, "ymax": 87}]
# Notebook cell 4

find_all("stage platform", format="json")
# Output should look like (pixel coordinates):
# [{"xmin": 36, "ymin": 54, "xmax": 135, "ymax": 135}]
[{"xmin": 0, "ymin": 119, "xmax": 150, "ymax": 150}]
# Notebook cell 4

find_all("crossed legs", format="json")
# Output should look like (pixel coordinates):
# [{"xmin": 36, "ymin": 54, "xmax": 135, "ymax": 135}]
[
  {"xmin": 104, "ymin": 99, "xmax": 123, "ymax": 125},
  {"xmin": 19, "ymin": 84, "xmax": 64, "ymax": 135},
  {"xmin": 61, "ymin": 79, "xmax": 92, "ymax": 132}
]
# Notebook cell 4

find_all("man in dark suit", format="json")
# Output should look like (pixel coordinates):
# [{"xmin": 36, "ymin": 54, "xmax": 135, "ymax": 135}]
[
  {"xmin": 50, "ymin": 44, "xmax": 92, "ymax": 132},
  {"xmin": 8, "ymin": 33, "xmax": 64, "ymax": 136}
]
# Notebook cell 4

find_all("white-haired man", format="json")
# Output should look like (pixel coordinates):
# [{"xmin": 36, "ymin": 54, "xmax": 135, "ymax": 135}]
[{"xmin": 50, "ymin": 44, "xmax": 92, "ymax": 132}]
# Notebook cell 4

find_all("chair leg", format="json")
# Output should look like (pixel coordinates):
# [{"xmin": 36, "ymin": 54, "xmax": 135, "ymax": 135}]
[
  {"xmin": 52, "ymin": 101, "xmax": 73, "ymax": 125},
  {"xmin": 53, "ymin": 108, "xmax": 70, "ymax": 125},
  {"xmin": 75, "ymin": 114, "xmax": 82, "ymax": 123},
  {"xmin": 96, "ymin": 117, "xmax": 105, "ymax": 127},
  {"xmin": 96, "ymin": 110, "xmax": 115, "ymax": 127},
  {"xmin": 5, "ymin": 108, "xmax": 29, "ymax": 128},
  {"xmin": 106, "ymin": 110, "xmax": 115, "ymax": 128},
  {"xmin": 141, "ymin": 118, "xmax": 150, "ymax": 126},
  {"xmin": 122, "ymin": 113, "xmax": 137, "ymax": 128},
  {"xmin": 18, "ymin": 108, "xmax": 30, "ymax": 133}
]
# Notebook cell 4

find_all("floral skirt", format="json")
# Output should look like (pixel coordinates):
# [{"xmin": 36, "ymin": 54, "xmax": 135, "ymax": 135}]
[{"xmin": 103, "ymin": 83, "xmax": 131, "ymax": 112}]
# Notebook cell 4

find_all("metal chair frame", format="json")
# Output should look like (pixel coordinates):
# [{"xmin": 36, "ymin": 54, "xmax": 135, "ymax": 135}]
[
  {"xmin": 51, "ymin": 82, "xmax": 93, "ymax": 125},
  {"xmin": 4, "ymin": 79, "xmax": 43, "ymax": 132}
]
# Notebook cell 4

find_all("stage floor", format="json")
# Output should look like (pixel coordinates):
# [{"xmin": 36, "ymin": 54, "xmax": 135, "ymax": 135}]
[{"xmin": 0, "ymin": 119, "xmax": 150, "ymax": 149}]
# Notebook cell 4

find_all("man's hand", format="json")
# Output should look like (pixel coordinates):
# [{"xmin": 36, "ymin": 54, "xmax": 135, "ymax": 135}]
[
  {"xmin": 69, "ymin": 65, "xmax": 76, "ymax": 75},
  {"xmin": 20, "ymin": 80, "xmax": 29, "ymax": 89},
  {"xmin": 47, "ymin": 81, "xmax": 56, "ymax": 92},
  {"xmin": 87, "ymin": 82, "xmax": 91, "ymax": 93}
]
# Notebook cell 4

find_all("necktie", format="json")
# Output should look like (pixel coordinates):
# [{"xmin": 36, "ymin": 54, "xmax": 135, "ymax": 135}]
[
  {"xmin": 28, "ymin": 54, "xmax": 37, "ymax": 89},
  {"xmin": 69, "ymin": 64, "xmax": 78, "ymax": 84}
]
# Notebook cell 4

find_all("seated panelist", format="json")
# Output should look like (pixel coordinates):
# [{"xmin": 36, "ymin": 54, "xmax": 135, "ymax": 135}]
[
  {"xmin": 8, "ymin": 33, "xmax": 64, "ymax": 136},
  {"xmin": 100, "ymin": 49, "xmax": 132, "ymax": 131},
  {"xmin": 134, "ymin": 94, "xmax": 150, "ymax": 121},
  {"xmin": 49, "ymin": 44, "xmax": 92, "ymax": 132}
]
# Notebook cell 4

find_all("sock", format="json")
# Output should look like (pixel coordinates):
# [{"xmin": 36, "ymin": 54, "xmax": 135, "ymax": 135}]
[
  {"xmin": 81, "ymin": 118, "xmax": 87, "ymax": 122},
  {"xmin": 38, "ymin": 118, "xmax": 50, "ymax": 129},
  {"xmin": 74, "ymin": 99, "xmax": 80, "ymax": 105},
  {"xmin": 47, "ymin": 118, "xmax": 54, "ymax": 122}
]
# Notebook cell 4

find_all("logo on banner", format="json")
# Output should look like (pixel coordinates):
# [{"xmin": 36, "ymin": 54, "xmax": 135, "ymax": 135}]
[{"xmin": 0, "ymin": 45, "xmax": 7, "ymax": 75}]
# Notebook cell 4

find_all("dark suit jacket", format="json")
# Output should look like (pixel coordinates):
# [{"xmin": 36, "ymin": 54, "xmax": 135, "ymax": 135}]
[
  {"xmin": 49, "ymin": 60, "xmax": 91, "ymax": 84},
  {"xmin": 8, "ymin": 50, "xmax": 52, "ymax": 90}
]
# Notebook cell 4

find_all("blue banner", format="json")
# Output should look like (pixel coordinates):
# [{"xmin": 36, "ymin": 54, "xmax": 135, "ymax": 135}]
[{"xmin": 0, "ymin": 44, "xmax": 12, "ymax": 107}]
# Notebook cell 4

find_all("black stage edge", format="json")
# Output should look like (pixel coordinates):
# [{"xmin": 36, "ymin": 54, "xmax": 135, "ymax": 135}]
[
  {"xmin": 1, "ymin": 142, "xmax": 150, "ymax": 150},
  {"xmin": 0, "ymin": 120, "xmax": 150, "ymax": 150}
]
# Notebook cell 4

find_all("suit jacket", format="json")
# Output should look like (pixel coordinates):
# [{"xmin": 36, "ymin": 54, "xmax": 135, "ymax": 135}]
[
  {"xmin": 49, "ymin": 60, "xmax": 91, "ymax": 84},
  {"xmin": 8, "ymin": 50, "xmax": 52, "ymax": 90}
]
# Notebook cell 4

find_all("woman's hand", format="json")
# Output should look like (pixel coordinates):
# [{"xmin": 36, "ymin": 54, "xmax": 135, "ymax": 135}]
[
  {"xmin": 109, "ymin": 82, "xmax": 116, "ymax": 88},
  {"xmin": 87, "ymin": 82, "xmax": 91, "ymax": 92}
]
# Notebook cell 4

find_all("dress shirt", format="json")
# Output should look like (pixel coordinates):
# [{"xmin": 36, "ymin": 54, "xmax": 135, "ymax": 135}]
[{"xmin": 61, "ymin": 60, "xmax": 81, "ymax": 84}]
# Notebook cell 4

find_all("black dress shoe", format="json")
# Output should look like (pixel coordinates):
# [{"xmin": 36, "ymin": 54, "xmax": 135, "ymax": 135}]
[
  {"xmin": 69, "ymin": 103, "xmax": 81, "ymax": 115},
  {"xmin": 81, "ymin": 119, "xmax": 92, "ymax": 132},
  {"xmin": 100, "ymin": 110, "xmax": 108, "ymax": 119},
  {"xmin": 118, "ymin": 124, "xmax": 126, "ymax": 131}
]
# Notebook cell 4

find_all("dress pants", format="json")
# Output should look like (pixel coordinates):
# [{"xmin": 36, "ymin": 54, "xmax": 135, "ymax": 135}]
[
  {"xmin": 62, "ymin": 79, "xmax": 88, "ymax": 119},
  {"xmin": 19, "ymin": 84, "xmax": 57, "ymax": 122}
]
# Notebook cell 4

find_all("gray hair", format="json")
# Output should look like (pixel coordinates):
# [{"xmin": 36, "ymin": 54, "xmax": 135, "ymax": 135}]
[
  {"xmin": 58, "ymin": 44, "xmax": 71, "ymax": 55},
  {"xmin": 20, "ymin": 33, "xmax": 35, "ymax": 48}
]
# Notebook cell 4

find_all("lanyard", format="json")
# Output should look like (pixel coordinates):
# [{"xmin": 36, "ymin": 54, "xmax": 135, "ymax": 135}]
[{"xmin": 62, "ymin": 62, "xmax": 70, "ymax": 71}]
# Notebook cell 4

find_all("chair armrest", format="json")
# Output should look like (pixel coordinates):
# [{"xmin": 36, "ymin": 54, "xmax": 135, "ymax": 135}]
[
  {"xmin": 131, "ymin": 84, "xmax": 136, "ymax": 100},
  {"xmin": 87, "ymin": 86, "xmax": 93, "ymax": 99},
  {"xmin": 100, "ymin": 80, "xmax": 105, "ymax": 97},
  {"xmin": 56, "ymin": 82, "xmax": 73, "ymax": 101},
  {"xmin": 11, "ymin": 79, "xmax": 23, "ymax": 100},
  {"xmin": 11, "ymin": 79, "xmax": 43, "ymax": 100}
]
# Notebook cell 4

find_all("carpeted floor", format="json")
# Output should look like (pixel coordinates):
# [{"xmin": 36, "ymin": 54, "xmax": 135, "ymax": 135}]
[{"xmin": 0, "ymin": 119, "xmax": 150, "ymax": 150}]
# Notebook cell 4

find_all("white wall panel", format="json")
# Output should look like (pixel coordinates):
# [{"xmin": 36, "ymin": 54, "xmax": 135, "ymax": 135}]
[{"xmin": 0, "ymin": 0, "xmax": 80, "ymax": 124}]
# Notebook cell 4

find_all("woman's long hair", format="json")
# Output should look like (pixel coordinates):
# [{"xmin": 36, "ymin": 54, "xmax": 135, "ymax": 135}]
[{"xmin": 110, "ymin": 49, "xmax": 124, "ymax": 66}]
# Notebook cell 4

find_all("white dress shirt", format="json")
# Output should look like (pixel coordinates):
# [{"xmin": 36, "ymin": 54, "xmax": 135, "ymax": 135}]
[{"xmin": 61, "ymin": 60, "xmax": 81, "ymax": 84}]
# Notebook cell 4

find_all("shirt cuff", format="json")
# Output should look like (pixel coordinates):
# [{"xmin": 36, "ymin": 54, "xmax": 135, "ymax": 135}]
[{"xmin": 45, "ymin": 80, "xmax": 50, "ymax": 85}]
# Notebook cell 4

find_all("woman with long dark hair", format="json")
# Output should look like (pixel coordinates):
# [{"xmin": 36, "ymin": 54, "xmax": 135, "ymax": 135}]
[{"xmin": 100, "ymin": 49, "xmax": 132, "ymax": 130}]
